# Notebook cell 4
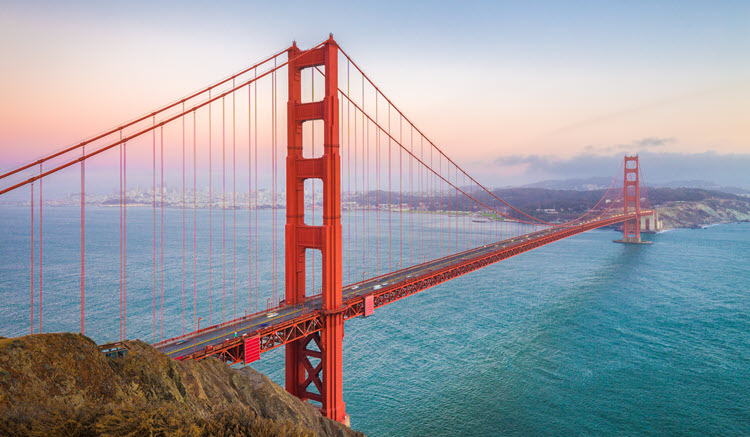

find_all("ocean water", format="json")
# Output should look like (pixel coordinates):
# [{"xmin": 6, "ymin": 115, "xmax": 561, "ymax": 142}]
[
  {"xmin": 1, "ymin": 206, "xmax": 748, "ymax": 436},
  {"xmin": 255, "ymin": 223, "xmax": 750, "ymax": 436}
]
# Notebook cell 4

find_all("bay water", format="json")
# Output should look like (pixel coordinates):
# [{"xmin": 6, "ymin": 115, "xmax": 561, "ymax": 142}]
[{"xmin": 1, "ymin": 206, "xmax": 748, "ymax": 436}]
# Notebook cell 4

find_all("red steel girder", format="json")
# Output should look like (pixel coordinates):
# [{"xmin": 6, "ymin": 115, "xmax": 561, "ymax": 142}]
[
  {"xmin": 179, "ymin": 212, "xmax": 650, "ymax": 379},
  {"xmin": 183, "ymin": 313, "xmax": 323, "ymax": 363},
  {"xmin": 340, "ymin": 212, "xmax": 652, "ymax": 319}
]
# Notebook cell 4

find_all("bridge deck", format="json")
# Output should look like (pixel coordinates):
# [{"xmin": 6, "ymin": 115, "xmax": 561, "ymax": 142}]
[{"xmin": 156, "ymin": 211, "xmax": 651, "ymax": 362}]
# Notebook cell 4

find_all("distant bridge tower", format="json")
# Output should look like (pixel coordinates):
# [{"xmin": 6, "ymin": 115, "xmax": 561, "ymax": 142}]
[
  {"xmin": 284, "ymin": 36, "xmax": 347, "ymax": 424},
  {"xmin": 616, "ymin": 155, "xmax": 650, "ymax": 244}
]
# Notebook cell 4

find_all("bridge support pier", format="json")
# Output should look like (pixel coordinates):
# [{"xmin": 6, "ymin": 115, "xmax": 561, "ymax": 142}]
[
  {"xmin": 614, "ymin": 155, "xmax": 651, "ymax": 244},
  {"xmin": 284, "ymin": 36, "xmax": 347, "ymax": 424}
]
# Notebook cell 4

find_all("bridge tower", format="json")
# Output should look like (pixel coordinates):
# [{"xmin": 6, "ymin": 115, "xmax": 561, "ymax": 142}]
[
  {"xmin": 619, "ymin": 155, "xmax": 644, "ymax": 243},
  {"xmin": 284, "ymin": 36, "xmax": 347, "ymax": 424}
]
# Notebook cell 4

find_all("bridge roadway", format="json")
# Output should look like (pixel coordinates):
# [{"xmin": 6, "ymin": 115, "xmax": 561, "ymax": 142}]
[{"xmin": 155, "ymin": 211, "xmax": 649, "ymax": 363}]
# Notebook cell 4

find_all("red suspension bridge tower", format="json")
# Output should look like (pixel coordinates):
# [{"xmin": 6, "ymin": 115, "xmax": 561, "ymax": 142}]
[
  {"xmin": 615, "ymin": 155, "xmax": 650, "ymax": 244},
  {"xmin": 284, "ymin": 36, "xmax": 347, "ymax": 424}
]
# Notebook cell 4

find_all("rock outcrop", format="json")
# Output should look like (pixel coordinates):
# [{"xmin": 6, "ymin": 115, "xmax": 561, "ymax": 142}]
[
  {"xmin": 656, "ymin": 198, "xmax": 750, "ymax": 229},
  {"xmin": 0, "ymin": 334, "xmax": 364, "ymax": 437}
]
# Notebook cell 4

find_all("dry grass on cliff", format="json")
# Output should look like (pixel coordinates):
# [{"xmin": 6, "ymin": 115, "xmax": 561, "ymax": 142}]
[
  {"xmin": 0, "ymin": 334, "xmax": 362, "ymax": 437},
  {"xmin": 0, "ymin": 403, "xmax": 310, "ymax": 437}
]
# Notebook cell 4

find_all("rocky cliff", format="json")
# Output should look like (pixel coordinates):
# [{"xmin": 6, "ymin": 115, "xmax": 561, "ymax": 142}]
[
  {"xmin": 0, "ymin": 334, "xmax": 364, "ymax": 437},
  {"xmin": 656, "ymin": 198, "xmax": 750, "ymax": 229}
]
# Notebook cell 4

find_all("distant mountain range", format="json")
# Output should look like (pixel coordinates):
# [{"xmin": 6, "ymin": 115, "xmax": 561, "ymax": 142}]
[
  {"xmin": 519, "ymin": 177, "xmax": 614, "ymax": 191},
  {"xmin": 519, "ymin": 177, "xmax": 750, "ymax": 196}
]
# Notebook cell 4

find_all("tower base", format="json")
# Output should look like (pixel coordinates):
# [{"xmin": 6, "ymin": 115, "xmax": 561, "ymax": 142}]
[{"xmin": 613, "ymin": 238, "xmax": 651, "ymax": 244}]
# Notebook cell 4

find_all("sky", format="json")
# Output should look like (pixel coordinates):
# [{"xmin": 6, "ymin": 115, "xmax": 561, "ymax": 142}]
[{"xmin": 1, "ymin": 0, "xmax": 748, "ymax": 190}]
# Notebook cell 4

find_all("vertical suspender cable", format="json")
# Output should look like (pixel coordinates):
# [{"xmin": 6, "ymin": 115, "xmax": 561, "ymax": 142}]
[
  {"xmin": 427, "ymin": 143, "xmax": 431, "ymax": 258},
  {"xmin": 427, "ymin": 138, "xmax": 431, "ymax": 260},
  {"xmin": 353, "ymin": 72, "xmax": 358, "ymax": 280},
  {"xmin": 434, "ymin": 147, "xmax": 438, "ymax": 256},
  {"xmin": 222, "ymin": 96, "xmax": 226, "ymax": 324},
  {"xmin": 439, "ymin": 158, "xmax": 443, "ymax": 256},
  {"xmin": 275, "ymin": 60, "xmax": 280, "ymax": 304},
  {"xmin": 357, "ymin": 85, "xmax": 361, "ymax": 277},
  {"xmin": 340, "ymin": 94, "xmax": 344, "ymax": 282},
  {"xmin": 80, "ymin": 147, "xmax": 85, "ymax": 334},
  {"xmin": 119, "ymin": 142, "xmax": 123, "ymax": 340},
  {"xmin": 247, "ymin": 84, "xmax": 253, "ymax": 314},
  {"xmin": 430, "ymin": 144, "xmax": 433, "ymax": 259},
  {"xmin": 193, "ymin": 111, "xmax": 198, "ymax": 331},
  {"xmin": 495, "ymin": 196, "xmax": 498, "ymax": 243},
  {"xmin": 271, "ymin": 59, "xmax": 276, "ymax": 306},
  {"xmin": 440, "ymin": 156, "xmax": 444, "ymax": 257},
  {"xmin": 254, "ymin": 68, "xmax": 259, "ymax": 313},
  {"xmin": 362, "ymin": 76, "xmax": 366, "ymax": 280},
  {"xmin": 421, "ymin": 138, "xmax": 425, "ymax": 260},
  {"xmin": 30, "ymin": 183, "xmax": 34, "ymax": 334},
  {"xmin": 409, "ymin": 126, "xmax": 413, "ymax": 265},
  {"xmin": 430, "ymin": 141, "xmax": 433, "ymax": 258},
  {"xmin": 160, "ymin": 126, "xmax": 165, "ymax": 341},
  {"xmin": 232, "ymin": 82, "xmax": 237, "ymax": 320},
  {"xmin": 123, "ymin": 139, "xmax": 127, "ymax": 340},
  {"xmin": 182, "ymin": 103, "xmax": 186, "ymax": 335},
  {"xmin": 375, "ymin": 91, "xmax": 379, "ymax": 276},
  {"xmin": 439, "ymin": 155, "xmax": 442, "ymax": 257},
  {"xmin": 367, "ymin": 100, "xmax": 371, "ymax": 276},
  {"xmin": 39, "ymin": 165, "xmax": 43, "ymax": 333},
  {"xmin": 152, "ymin": 117, "xmax": 157, "ymax": 343},
  {"xmin": 472, "ymin": 185, "xmax": 475, "ymax": 248},
  {"xmin": 387, "ymin": 104, "xmax": 391, "ymax": 272},
  {"xmin": 209, "ymin": 91, "xmax": 213, "ymax": 325},
  {"xmin": 419, "ymin": 136, "xmax": 423, "ymax": 264},
  {"xmin": 438, "ymin": 157, "xmax": 442, "ymax": 256},
  {"xmin": 346, "ymin": 61, "xmax": 351, "ymax": 284},
  {"xmin": 312, "ymin": 71, "xmax": 315, "ymax": 295}
]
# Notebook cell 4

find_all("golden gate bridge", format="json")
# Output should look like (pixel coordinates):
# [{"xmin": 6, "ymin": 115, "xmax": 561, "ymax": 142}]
[{"xmin": 0, "ymin": 35, "xmax": 654, "ymax": 424}]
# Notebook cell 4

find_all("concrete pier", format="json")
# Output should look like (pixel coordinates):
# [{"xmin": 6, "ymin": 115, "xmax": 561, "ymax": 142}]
[{"xmin": 613, "ymin": 237, "xmax": 652, "ymax": 244}]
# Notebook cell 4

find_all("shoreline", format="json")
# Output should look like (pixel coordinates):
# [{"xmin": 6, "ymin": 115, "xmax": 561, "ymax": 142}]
[{"xmin": 658, "ymin": 219, "xmax": 748, "ymax": 232}]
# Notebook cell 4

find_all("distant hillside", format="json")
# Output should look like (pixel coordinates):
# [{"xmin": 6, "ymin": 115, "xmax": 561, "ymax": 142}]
[
  {"xmin": 519, "ymin": 177, "xmax": 750, "ymax": 197},
  {"xmin": 488, "ymin": 187, "xmax": 750, "ymax": 226},
  {"xmin": 644, "ymin": 187, "xmax": 746, "ymax": 205},
  {"xmin": 0, "ymin": 334, "xmax": 363, "ymax": 437},
  {"xmin": 491, "ymin": 187, "xmax": 609, "ymax": 220},
  {"xmin": 656, "ymin": 199, "xmax": 750, "ymax": 229},
  {"xmin": 651, "ymin": 180, "xmax": 750, "ymax": 197},
  {"xmin": 520, "ymin": 177, "xmax": 613, "ymax": 191}
]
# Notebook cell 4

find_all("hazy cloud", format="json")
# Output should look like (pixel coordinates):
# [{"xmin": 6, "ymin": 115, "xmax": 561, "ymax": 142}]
[
  {"xmin": 633, "ymin": 137, "xmax": 675, "ymax": 148},
  {"xmin": 580, "ymin": 137, "xmax": 676, "ymax": 155}
]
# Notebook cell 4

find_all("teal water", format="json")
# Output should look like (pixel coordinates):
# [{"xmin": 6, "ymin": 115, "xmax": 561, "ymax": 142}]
[
  {"xmin": 255, "ymin": 223, "xmax": 750, "ymax": 436},
  {"xmin": 1, "ymin": 206, "xmax": 748, "ymax": 436}
]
